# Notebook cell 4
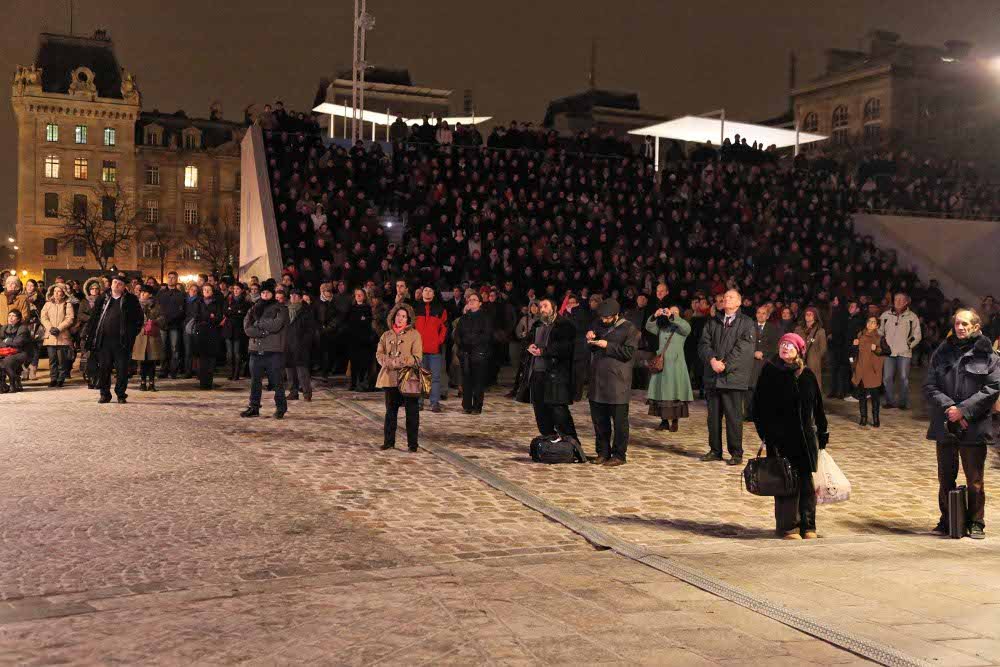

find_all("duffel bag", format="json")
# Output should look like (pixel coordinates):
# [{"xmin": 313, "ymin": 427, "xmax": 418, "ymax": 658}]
[{"xmin": 529, "ymin": 433, "xmax": 587, "ymax": 464}]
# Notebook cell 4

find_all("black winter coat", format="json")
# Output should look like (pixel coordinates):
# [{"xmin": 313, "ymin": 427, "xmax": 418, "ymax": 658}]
[
  {"xmin": 587, "ymin": 318, "xmax": 640, "ymax": 404},
  {"xmin": 924, "ymin": 334, "xmax": 1000, "ymax": 446},
  {"xmin": 749, "ymin": 321, "xmax": 781, "ymax": 388},
  {"xmin": 752, "ymin": 360, "xmax": 829, "ymax": 474},
  {"xmin": 344, "ymin": 303, "xmax": 375, "ymax": 347},
  {"xmin": 85, "ymin": 292, "xmax": 143, "ymax": 352},
  {"xmin": 518, "ymin": 317, "xmax": 577, "ymax": 405},
  {"xmin": 156, "ymin": 286, "xmax": 187, "ymax": 328},
  {"xmin": 222, "ymin": 295, "xmax": 251, "ymax": 340},
  {"xmin": 698, "ymin": 311, "xmax": 756, "ymax": 390},
  {"xmin": 455, "ymin": 309, "xmax": 492, "ymax": 356},
  {"xmin": 284, "ymin": 304, "xmax": 317, "ymax": 368},
  {"xmin": 192, "ymin": 298, "xmax": 224, "ymax": 357},
  {"xmin": 314, "ymin": 299, "xmax": 340, "ymax": 336}
]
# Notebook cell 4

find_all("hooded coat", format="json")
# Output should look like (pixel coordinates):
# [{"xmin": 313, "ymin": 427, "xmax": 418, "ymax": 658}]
[
  {"xmin": 924, "ymin": 334, "xmax": 1000, "ymax": 446},
  {"xmin": 132, "ymin": 300, "xmax": 166, "ymax": 361},
  {"xmin": 375, "ymin": 303, "xmax": 422, "ymax": 388},
  {"xmin": 851, "ymin": 328, "xmax": 884, "ymax": 389},
  {"xmin": 40, "ymin": 296, "xmax": 74, "ymax": 346}
]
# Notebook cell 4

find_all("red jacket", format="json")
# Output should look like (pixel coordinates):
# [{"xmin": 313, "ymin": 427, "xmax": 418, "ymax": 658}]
[{"xmin": 415, "ymin": 300, "xmax": 448, "ymax": 354}]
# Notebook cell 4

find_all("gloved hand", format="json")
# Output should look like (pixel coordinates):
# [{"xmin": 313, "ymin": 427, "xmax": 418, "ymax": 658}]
[
  {"xmin": 49, "ymin": 327, "xmax": 61, "ymax": 337},
  {"xmin": 818, "ymin": 432, "xmax": 829, "ymax": 449}
]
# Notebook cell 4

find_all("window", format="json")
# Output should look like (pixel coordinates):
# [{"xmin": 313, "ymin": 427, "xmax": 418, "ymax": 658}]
[
  {"xmin": 832, "ymin": 105, "xmax": 850, "ymax": 145},
  {"xmin": 145, "ymin": 129, "xmax": 160, "ymax": 146},
  {"xmin": 44, "ymin": 193, "xmax": 59, "ymax": 218},
  {"xmin": 141, "ymin": 242, "xmax": 161, "ymax": 259},
  {"xmin": 145, "ymin": 200, "xmax": 159, "ymax": 224},
  {"xmin": 180, "ymin": 246, "xmax": 201, "ymax": 261},
  {"xmin": 802, "ymin": 112, "xmax": 818, "ymax": 133},
  {"xmin": 74, "ymin": 125, "xmax": 87, "ymax": 144},
  {"xmin": 863, "ymin": 98, "xmax": 881, "ymax": 122},
  {"xmin": 184, "ymin": 165, "xmax": 199, "ymax": 188},
  {"xmin": 145, "ymin": 164, "xmax": 160, "ymax": 186},
  {"xmin": 864, "ymin": 123, "xmax": 882, "ymax": 144},
  {"xmin": 74, "ymin": 157, "xmax": 89, "ymax": 180},
  {"xmin": 104, "ymin": 127, "xmax": 116, "ymax": 146},
  {"xmin": 72, "ymin": 240, "xmax": 86, "ymax": 257},
  {"xmin": 184, "ymin": 202, "xmax": 199, "ymax": 226},
  {"xmin": 72, "ymin": 194, "xmax": 87, "ymax": 217},
  {"xmin": 101, "ymin": 242, "xmax": 115, "ymax": 259},
  {"xmin": 235, "ymin": 206, "xmax": 241, "ymax": 225},
  {"xmin": 101, "ymin": 160, "xmax": 117, "ymax": 183},
  {"xmin": 46, "ymin": 123, "xmax": 59, "ymax": 142},
  {"xmin": 102, "ymin": 196, "xmax": 116, "ymax": 221},
  {"xmin": 44, "ymin": 155, "xmax": 60, "ymax": 178},
  {"xmin": 43, "ymin": 238, "xmax": 59, "ymax": 256},
  {"xmin": 184, "ymin": 134, "xmax": 199, "ymax": 150}
]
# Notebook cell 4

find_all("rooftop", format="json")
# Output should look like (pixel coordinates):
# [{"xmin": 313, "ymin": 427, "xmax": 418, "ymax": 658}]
[{"xmin": 35, "ymin": 30, "xmax": 123, "ymax": 99}]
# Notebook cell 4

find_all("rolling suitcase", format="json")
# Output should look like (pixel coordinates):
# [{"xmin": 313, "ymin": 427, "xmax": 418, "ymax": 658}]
[{"xmin": 947, "ymin": 486, "xmax": 967, "ymax": 539}]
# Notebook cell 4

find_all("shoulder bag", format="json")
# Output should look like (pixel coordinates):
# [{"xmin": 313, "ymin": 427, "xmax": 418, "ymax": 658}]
[
  {"xmin": 398, "ymin": 364, "xmax": 432, "ymax": 398},
  {"xmin": 742, "ymin": 444, "xmax": 799, "ymax": 497},
  {"xmin": 645, "ymin": 328, "xmax": 675, "ymax": 375}
]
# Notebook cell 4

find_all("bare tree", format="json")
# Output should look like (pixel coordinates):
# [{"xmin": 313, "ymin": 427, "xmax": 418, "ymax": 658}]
[
  {"xmin": 140, "ymin": 217, "xmax": 183, "ymax": 282},
  {"xmin": 190, "ymin": 208, "xmax": 240, "ymax": 276},
  {"xmin": 57, "ymin": 181, "xmax": 139, "ymax": 272}
]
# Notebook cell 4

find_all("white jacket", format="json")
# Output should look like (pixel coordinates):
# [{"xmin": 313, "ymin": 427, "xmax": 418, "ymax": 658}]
[{"xmin": 878, "ymin": 308, "xmax": 922, "ymax": 358}]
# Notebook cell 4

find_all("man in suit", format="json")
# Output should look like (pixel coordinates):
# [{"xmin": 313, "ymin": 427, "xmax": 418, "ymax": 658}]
[
  {"xmin": 747, "ymin": 304, "xmax": 780, "ymax": 419},
  {"xmin": 698, "ymin": 289, "xmax": 756, "ymax": 465}
]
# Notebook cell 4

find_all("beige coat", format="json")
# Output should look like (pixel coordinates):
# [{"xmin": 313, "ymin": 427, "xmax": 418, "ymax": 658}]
[
  {"xmin": 375, "ymin": 303, "xmax": 422, "ymax": 389},
  {"xmin": 40, "ymin": 299, "xmax": 74, "ymax": 346},
  {"xmin": 0, "ymin": 292, "xmax": 35, "ymax": 324},
  {"xmin": 132, "ymin": 301, "xmax": 166, "ymax": 361}
]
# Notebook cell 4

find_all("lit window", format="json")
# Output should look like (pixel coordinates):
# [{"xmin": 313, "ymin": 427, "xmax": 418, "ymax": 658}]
[
  {"xmin": 44, "ymin": 155, "xmax": 60, "ymax": 178},
  {"xmin": 145, "ymin": 200, "xmax": 159, "ymax": 224},
  {"xmin": 104, "ymin": 127, "xmax": 116, "ymax": 146},
  {"xmin": 141, "ymin": 242, "xmax": 161, "ymax": 259},
  {"xmin": 46, "ymin": 124, "xmax": 59, "ymax": 142},
  {"xmin": 145, "ymin": 164, "xmax": 160, "ymax": 186},
  {"xmin": 74, "ymin": 157, "xmax": 89, "ymax": 179},
  {"xmin": 184, "ymin": 165, "xmax": 199, "ymax": 188},
  {"xmin": 75, "ymin": 125, "xmax": 87, "ymax": 144},
  {"xmin": 184, "ymin": 202, "xmax": 198, "ymax": 226},
  {"xmin": 43, "ymin": 238, "xmax": 59, "ymax": 256},
  {"xmin": 101, "ymin": 160, "xmax": 117, "ymax": 183},
  {"xmin": 44, "ymin": 193, "xmax": 59, "ymax": 218},
  {"xmin": 181, "ymin": 247, "xmax": 201, "ymax": 261},
  {"xmin": 863, "ymin": 98, "xmax": 881, "ymax": 122}
]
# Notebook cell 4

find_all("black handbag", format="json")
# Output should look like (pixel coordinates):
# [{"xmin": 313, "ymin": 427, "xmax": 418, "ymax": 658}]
[{"xmin": 742, "ymin": 444, "xmax": 800, "ymax": 497}]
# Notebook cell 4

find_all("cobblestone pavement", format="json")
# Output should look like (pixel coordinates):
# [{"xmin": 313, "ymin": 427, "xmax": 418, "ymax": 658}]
[{"xmin": 0, "ymin": 375, "xmax": 867, "ymax": 665}]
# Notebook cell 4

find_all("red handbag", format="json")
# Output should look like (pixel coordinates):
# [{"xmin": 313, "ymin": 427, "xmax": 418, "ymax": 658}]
[
  {"xmin": 0, "ymin": 347, "xmax": 17, "ymax": 357},
  {"xmin": 143, "ymin": 319, "xmax": 160, "ymax": 337}
]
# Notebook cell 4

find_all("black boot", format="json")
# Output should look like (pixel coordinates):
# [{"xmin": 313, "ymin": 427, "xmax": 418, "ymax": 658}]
[
  {"xmin": 149, "ymin": 378, "xmax": 157, "ymax": 392},
  {"xmin": 871, "ymin": 394, "xmax": 881, "ymax": 428},
  {"xmin": 859, "ymin": 393, "xmax": 868, "ymax": 427},
  {"xmin": 240, "ymin": 406, "xmax": 260, "ymax": 418},
  {"xmin": 140, "ymin": 380, "xmax": 148, "ymax": 392}
]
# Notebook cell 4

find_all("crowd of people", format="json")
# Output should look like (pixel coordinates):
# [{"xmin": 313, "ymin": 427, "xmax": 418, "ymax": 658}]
[{"xmin": 3, "ymin": 113, "xmax": 1000, "ymax": 540}]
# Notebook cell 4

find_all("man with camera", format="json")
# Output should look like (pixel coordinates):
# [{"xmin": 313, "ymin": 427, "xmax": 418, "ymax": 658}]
[{"xmin": 586, "ymin": 299, "xmax": 640, "ymax": 466}]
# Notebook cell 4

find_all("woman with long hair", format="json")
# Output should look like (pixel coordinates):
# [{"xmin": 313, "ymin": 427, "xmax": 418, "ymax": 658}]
[
  {"xmin": 375, "ymin": 303, "xmax": 422, "ymax": 451},
  {"xmin": 851, "ymin": 316, "xmax": 885, "ymax": 427},
  {"xmin": 795, "ymin": 306, "xmax": 828, "ymax": 391},
  {"xmin": 752, "ymin": 333, "xmax": 830, "ymax": 540}
]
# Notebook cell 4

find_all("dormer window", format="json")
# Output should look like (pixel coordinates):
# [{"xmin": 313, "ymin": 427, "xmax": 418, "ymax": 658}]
[
  {"xmin": 182, "ymin": 128, "xmax": 203, "ymax": 150},
  {"xmin": 144, "ymin": 124, "xmax": 163, "ymax": 147}
]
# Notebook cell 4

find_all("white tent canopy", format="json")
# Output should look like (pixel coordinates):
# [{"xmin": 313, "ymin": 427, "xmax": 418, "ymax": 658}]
[
  {"xmin": 312, "ymin": 103, "xmax": 491, "ymax": 131},
  {"xmin": 629, "ymin": 115, "xmax": 825, "ymax": 149}
]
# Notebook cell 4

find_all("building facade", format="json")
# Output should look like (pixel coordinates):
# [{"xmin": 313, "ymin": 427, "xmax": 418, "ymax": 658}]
[
  {"xmin": 791, "ymin": 30, "xmax": 1000, "ymax": 160},
  {"xmin": 11, "ymin": 31, "xmax": 243, "ymax": 280}
]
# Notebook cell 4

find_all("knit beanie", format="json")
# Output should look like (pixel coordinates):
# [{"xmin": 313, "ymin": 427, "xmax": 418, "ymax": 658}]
[{"xmin": 779, "ymin": 332, "xmax": 807, "ymax": 355}]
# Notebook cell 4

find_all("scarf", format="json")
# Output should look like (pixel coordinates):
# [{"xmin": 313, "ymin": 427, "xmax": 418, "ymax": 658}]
[
  {"xmin": 392, "ymin": 323, "xmax": 407, "ymax": 334},
  {"xmin": 950, "ymin": 333, "xmax": 979, "ymax": 353},
  {"xmin": 287, "ymin": 302, "xmax": 302, "ymax": 322}
]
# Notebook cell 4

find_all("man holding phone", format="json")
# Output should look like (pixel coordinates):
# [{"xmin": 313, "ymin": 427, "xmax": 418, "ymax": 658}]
[{"xmin": 586, "ymin": 299, "xmax": 640, "ymax": 466}]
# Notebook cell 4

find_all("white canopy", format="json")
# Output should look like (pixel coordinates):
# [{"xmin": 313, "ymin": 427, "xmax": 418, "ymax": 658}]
[
  {"xmin": 629, "ymin": 115, "xmax": 825, "ymax": 149},
  {"xmin": 312, "ymin": 103, "xmax": 491, "ymax": 127}
]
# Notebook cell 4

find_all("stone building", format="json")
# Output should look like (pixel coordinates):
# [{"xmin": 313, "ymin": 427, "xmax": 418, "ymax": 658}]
[
  {"xmin": 542, "ymin": 88, "xmax": 665, "ymax": 139},
  {"xmin": 11, "ymin": 30, "xmax": 243, "ymax": 279},
  {"xmin": 791, "ymin": 30, "xmax": 1000, "ymax": 159}
]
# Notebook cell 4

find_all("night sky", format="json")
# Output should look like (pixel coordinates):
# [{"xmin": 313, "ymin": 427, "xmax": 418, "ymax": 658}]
[{"xmin": 3, "ymin": 0, "xmax": 998, "ymax": 240}]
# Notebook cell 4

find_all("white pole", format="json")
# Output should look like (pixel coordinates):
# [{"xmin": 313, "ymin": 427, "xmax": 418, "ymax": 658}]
[
  {"xmin": 720, "ymin": 108, "xmax": 725, "ymax": 146},
  {"xmin": 794, "ymin": 120, "xmax": 801, "ymax": 157},
  {"xmin": 358, "ymin": 0, "xmax": 367, "ymax": 142},
  {"xmin": 654, "ymin": 136, "xmax": 660, "ymax": 171},
  {"xmin": 386, "ymin": 107, "xmax": 390, "ymax": 141},
  {"xmin": 371, "ymin": 114, "xmax": 376, "ymax": 141}
]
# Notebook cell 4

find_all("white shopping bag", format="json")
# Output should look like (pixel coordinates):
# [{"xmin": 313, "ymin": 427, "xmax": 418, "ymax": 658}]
[{"xmin": 813, "ymin": 450, "xmax": 851, "ymax": 504}]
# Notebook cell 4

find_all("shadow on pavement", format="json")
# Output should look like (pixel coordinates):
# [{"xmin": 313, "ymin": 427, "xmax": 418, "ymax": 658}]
[{"xmin": 601, "ymin": 515, "xmax": 778, "ymax": 540}]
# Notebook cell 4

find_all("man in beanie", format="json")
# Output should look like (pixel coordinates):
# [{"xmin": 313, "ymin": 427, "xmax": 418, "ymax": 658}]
[
  {"xmin": 241, "ymin": 280, "xmax": 289, "ymax": 419},
  {"xmin": 586, "ymin": 299, "xmax": 640, "ymax": 466},
  {"xmin": 698, "ymin": 289, "xmax": 756, "ymax": 464}
]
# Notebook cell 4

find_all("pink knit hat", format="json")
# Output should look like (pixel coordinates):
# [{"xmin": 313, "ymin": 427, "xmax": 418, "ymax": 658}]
[{"xmin": 779, "ymin": 332, "xmax": 807, "ymax": 355}]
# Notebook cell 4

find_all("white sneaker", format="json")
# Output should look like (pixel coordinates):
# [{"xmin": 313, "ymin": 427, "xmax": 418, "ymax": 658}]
[{"xmin": 843, "ymin": 396, "xmax": 859, "ymax": 402}]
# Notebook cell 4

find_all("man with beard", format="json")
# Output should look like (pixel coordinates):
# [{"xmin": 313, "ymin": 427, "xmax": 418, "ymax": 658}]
[
  {"xmin": 520, "ymin": 298, "xmax": 578, "ymax": 437},
  {"xmin": 586, "ymin": 299, "xmax": 640, "ymax": 466},
  {"xmin": 85, "ymin": 275, "xmax": 143, "ymax": 404}
]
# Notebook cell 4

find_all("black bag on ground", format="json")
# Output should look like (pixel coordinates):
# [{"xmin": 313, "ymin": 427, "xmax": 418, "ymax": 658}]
[
  {"xmin": 742, "ymin": 445, "xmax": 799, "ymax": 497},
  {"xmin": 948, "ymin": 486, "xmax": 967, "ymax": 539},
  {"xmin": 529, "ymin": 433, "xmax": 586, "ymax": 464}
]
